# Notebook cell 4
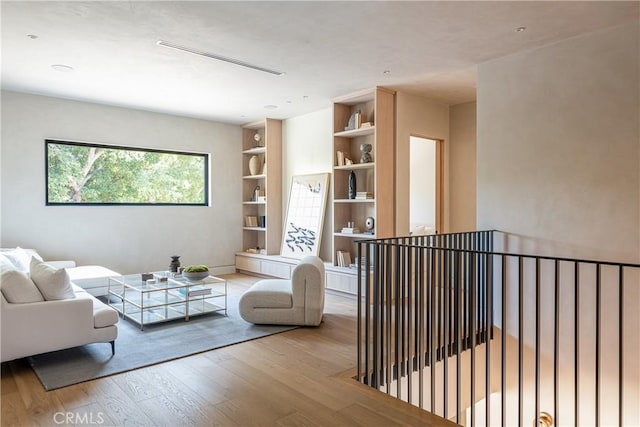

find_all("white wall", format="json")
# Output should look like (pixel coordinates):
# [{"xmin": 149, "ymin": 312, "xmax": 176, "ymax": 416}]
[
  {"xmin": 282, "ymin": 108, "xmax": 333, "ymax": 261},
  {"xmin": 396, "ymin": 91, "xmax": 450, "ymax": 235},
  {"xmin": 1, "ymin": 91, "xmax": 242, "ymax": 274},
  {"xmin": 477, "ymin": 22, "xmax": 639, "ymax": 263},
  {"xmin": 449, "ymin": 101, "xmax": 477, "ymax": 232},
  {"xmin": 477, "ymin": 22, "xmax": 639, "ymax": 424}
]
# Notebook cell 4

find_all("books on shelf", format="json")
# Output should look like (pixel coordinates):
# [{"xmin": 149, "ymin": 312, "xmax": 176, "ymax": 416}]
[
  {"xmin": 336, "ymin": 150, "xmax": 345, "ymax": 166},
  {"xmin": 341, "ymin": 227, "xmax": 361, "ymax": 234},
  {"xmin": 179, "ymin": 285, "xmax": 212, "ymax": 297},
  {"xmin": 245, "ymin": 215, "xmax": 258, "ymax": 227},
  {"xmin": 336, "ymin": 250, "xmax": 352, "ymax": 267},
  {"xmin": 355, "ymin": 192, "xmax": 373, "ymax": 200}
]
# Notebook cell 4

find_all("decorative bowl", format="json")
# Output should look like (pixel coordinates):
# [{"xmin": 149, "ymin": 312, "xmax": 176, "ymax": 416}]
[{"xmin": 182, "ymin": 270, "xmax": 209, "ymax": 281}]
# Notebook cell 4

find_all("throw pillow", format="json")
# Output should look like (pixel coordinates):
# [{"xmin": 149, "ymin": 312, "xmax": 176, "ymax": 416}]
[
  {"xmin": 0, "ymin": 270, "xmax": 45, "ymax": 303},
  {"xmin": 29, "ymin": 258, "xmax": 75, "ymax": 301}
]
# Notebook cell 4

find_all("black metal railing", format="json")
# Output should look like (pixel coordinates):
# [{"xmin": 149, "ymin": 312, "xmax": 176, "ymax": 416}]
[{"xmin": 356, "ymin": 230, "xmax": 638, "ymax": 426}]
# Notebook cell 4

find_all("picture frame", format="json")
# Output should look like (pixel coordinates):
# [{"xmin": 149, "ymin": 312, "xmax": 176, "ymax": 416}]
[{"xmin": 280, "ymin": 173, "xmax": 330, "ymax": 259}]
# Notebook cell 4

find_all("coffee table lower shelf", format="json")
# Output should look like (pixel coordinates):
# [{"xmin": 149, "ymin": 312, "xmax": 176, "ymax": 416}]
[{"xmin": 109, "ymin": 299, "xmax": 226, "ymax": 328}]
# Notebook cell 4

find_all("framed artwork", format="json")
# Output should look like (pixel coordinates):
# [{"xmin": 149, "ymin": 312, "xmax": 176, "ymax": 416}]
[{"xmin": 280, "ymin": 173, "xmax": 330, "ymax": 259}]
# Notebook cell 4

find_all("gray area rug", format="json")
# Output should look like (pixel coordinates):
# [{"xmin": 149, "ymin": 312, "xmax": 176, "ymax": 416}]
[{"xmin": 28, "ymin": 295, "xmax": 296, "ymax": 391}]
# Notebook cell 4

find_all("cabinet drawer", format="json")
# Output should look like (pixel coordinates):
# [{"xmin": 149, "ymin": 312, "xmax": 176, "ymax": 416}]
[
  {"xmin": 261, "ymin": 261, "xmax": 291, "ymax": 279},
  {"xmin": 325, "ymin": 271, "xmax": 357, "ymax": 294},
  {"xmin": 236, "ymin": 256, "xmax": 260, "ymax": 273}
]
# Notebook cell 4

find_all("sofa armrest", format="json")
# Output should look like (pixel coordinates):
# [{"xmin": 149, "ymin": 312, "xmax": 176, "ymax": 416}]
[
  {"xmin": 46, "ymin": 260, "xmax": 77, "ymax": 268},
  {"xmin": 0, "ymin": 295, "xmax": 95, "ymax": 362}
]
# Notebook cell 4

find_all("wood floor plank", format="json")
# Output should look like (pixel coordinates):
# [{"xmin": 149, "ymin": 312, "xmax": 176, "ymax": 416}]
[{"xmin": 1, "ymin": 273, "xmax": 454, "ymax": 427}]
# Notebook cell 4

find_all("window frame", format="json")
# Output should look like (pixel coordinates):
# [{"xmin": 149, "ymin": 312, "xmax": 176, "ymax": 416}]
[{"xmin": 45, "ymin": 139, "xmax": 210, "ymax": 206}]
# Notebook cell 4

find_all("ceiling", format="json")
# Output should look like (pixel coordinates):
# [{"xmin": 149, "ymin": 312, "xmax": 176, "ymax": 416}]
[{"xmin": 2, "ymin": 1, "xmax": 638, "ymax": 125}]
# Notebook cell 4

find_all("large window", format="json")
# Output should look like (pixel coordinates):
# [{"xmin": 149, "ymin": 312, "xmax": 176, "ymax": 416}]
[{"xmin": 46, "ymin": 140, "xmax": 209, "ymax": 206}]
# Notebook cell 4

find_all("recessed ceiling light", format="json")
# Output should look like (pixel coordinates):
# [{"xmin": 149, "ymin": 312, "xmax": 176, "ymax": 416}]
[
  {"xmin": 51, "ymin": 64, "xmax": 74, "ymax": 73},
  {"xmin": 383, "ymin": 70, "xmax": 391, "ymax": 75},
  {"xmin": 27, "ymin": 34, "xmax": 38, "ymax": 39},
  {"xmin": 516, "ymin": 26, "xmax": 527, "ymax": 32},
  {"xmin": 264, "ymin": 105, "xmax": 278, "ymax": 110},
  {"xmin": 156, "ymin": 40, "xmax": 285, "ymax": 76},
  {"xmin": 286, "ymin": 100, "xmax": 292, "ymax": 104}
]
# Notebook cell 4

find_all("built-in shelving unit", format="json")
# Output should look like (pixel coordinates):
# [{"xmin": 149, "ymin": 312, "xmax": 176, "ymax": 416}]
[
  {"xmin": 241, "ymin": 119, "xmax": 282, "ymax": 255},
  {"xmin": 331, "ymin": 87, "xmax": 396, "ymax": 273}
]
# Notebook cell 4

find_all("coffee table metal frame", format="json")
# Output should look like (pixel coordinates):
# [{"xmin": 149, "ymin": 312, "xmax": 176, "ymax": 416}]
[{"xmin": 107, "ymin": 273, "xmax": 227, "ymax": 330}]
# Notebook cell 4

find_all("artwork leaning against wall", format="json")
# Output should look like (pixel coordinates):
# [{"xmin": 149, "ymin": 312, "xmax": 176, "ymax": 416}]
[{"xmin": 45, "ymin": 139, "xmax": 210, "ymax": 206}]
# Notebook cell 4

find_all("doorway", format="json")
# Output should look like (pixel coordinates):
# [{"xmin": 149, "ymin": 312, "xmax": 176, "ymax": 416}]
[{"xmin": 409, "ymin": 135, "xmax": 443, "ymax": 234}]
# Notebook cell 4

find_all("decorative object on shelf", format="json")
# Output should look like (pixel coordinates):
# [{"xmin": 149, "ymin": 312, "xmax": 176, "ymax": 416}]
[
  {"xmin": 345, "ymin": 110, "xmax": 361, "ymax": 131},
  {"xmin": 252, "ymin": 185, "xmax": 260, "ymax": 201},
  {"xmin": 182, "ymin": 264, "xmax": 209, "ymax": 281},
  {"xmin": 341, "ymin": 221, "xmax": 360, "ymax": 234},
  {"xmin": 249, "ymin": 155, "xmax": 261, "ymax": 175},
  {"xmin": 360, "ymin": 143, "xmax": 372, "ymax": 163},
  {"xmin": 281, "ymin": 173, "xmax": 330, "ymax": 259},
  {"xmin": 253, "ymin": 131, "xmax": 262, "ymax": 146},
  {"xmin": 169, "ymin": 255, "xmax": 181, "ymax": 273},
  {"xmin": 258, "ymin": 216, "xmax": 266, "ymax": 227},
  {"xmin": 348, "ymin": 171, "xmax": 356, "ymax": 199},
  {"xmin": 365, "ymin": 216, "xmax": 375, "ymax": 233},
  {"xmin": 345, "ymin": 157, "xmax": 353, "ymax": 165}
]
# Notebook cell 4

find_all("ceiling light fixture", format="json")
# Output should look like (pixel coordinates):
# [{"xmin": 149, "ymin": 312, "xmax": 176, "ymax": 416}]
[
  {"xmin": 383, "ymin": 70, "xmax": 391, "ymax": 74},
  {"xmin": 51, "ymin": 64, "xmax": 74, "ymax": 73},
  {"xmin": 156, "ymin": 40, "xmax": 285, "ymax": 76},
  {"xmin": 516, "ymin": 26, "xmax": 527, "ymax": 32},
  {"xmin": 264, "ymin": 105, "xmax": 278, "ymax": 110},
  {"xmin": 27, "ymin": 34, "xmax": 38, "ymax": 39}
]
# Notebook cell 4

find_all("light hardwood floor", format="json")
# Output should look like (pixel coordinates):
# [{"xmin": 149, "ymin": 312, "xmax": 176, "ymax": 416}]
[{"xmin": 1, "ymin": 273, "xmax": 455, "ymax": 426}]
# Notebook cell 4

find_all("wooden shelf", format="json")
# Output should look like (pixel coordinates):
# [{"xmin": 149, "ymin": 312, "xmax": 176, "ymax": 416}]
[
  {"xmin": 241, "ymin": 119, "xmax": 282, "ymax": 255},
  {"xmin": 334, "ymin": 198, "xmax": 375, "ymax": 203},
  {"xmin": 330, "ymin": 87, "xmax": 395, "ymax": 275},
  {"xmin": 242, "ymin": 147, "xmax": 267, "ymax": 155},
  {"xmin": 334, "ymin": 232, "xmax": 375, "ymax": 238},
  {"xmin": 334, "ymin": 163, "xmax": 375, "ymax": 171},
  {"xmin": 333, "ymin": 126, "xmax": 375, "ymax": 138}
]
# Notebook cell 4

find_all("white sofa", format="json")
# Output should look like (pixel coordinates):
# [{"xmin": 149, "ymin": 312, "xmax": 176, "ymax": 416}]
[{"xmin": 0, "ymin": 248, "xmax": 119, "ymax": 362}]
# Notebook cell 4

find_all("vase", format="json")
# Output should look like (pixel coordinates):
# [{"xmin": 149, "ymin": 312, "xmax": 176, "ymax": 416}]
[
  {"xmin": 169, "ymin": 255, "xmax": 180, "ymax": 273},
  {"xmin": 249, "ymin": 155, "xmax": 260, "ymax": 175},
  {"xmin": 360, "ymin": 143, "xmax": 372, "ymax": 163},
  {"xmin": 348, "ymin": 171, "xmax": 356, "ymax": 199}
]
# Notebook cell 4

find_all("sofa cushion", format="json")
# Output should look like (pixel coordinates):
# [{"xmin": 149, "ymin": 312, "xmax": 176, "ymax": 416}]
[
  {"xmin": 30, "ymin": 258, "xmax": 75, "ymax": 301},
  {"xmin": 241, "ymin": 279, "xmax": 293, "ymax": 308},
  {"xmin": 0, "ymin": 270, "xmax": 45, "ymax": 303},
  {"xmin": 0, "ymin": 254, "xmax": 17, "ymax": 272},
  {"xmin": 3, "ymin": 247, "xmax": 43, "ymax": 272}
]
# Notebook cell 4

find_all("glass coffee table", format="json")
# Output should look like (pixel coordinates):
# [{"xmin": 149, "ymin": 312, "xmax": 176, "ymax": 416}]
[{"xmin": 107, "ymin": 272, "xmax": 227, "ymax": 330}]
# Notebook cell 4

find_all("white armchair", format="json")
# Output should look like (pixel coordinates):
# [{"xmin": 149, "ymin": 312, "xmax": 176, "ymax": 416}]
[{"xmin": 239, "ymin": 256, "xmax": 325, "ymax": 326}]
